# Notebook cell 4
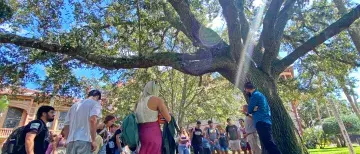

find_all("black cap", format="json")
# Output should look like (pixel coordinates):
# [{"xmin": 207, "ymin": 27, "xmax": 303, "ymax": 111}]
[
  {"xmin": 208, "ymin": 120, "xmax": 213, "ymax": 124},
  {"xmin": 196, "ymin": 121, "xmax": 201, "ymax": 124},
  {"xmin": 244, "ymin": 82, "xmax": 255, "ymax": 90},
  {"xmin": 88, "ymin": 90, "xmax": 101, "ymax": 100}
]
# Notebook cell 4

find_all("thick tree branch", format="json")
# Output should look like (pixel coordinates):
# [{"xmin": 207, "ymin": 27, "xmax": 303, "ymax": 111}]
[
  {"xmin": 274, "ymin": 4, "xmax": 360, "ymax": 74},
  {"xmin": 260, "ymin": 0, "xmax": 284, "ymax": 74},
  {"xmin": 0, "ymin": 33, "xmax": 225, "ymax": 76},
  {"xmin": 236, "ymin": 0, "xmax": 249, "ymax": 42},
  {"xmin": 275, "ymin": 0, "xmax": 296, "ymax": 39},
  {"xmin": 219, "ymin": 0, "xmax": 243, "ymax": 60},
  {"xmin": 167, "ymin": 0, "xmax": 225, "ymax": 48}
]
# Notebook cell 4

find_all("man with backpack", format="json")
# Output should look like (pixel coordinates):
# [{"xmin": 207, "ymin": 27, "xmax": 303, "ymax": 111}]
[
  {"xmin": 206, "ymin": 120, "xmax": 220, "ymax": 154},
  {"xmin": 11, "ymin": 105, "xmax": 55, "ymax": 154},
  {"xmin": 63, "ymin": 90, "xmax": 102, "ymax": 154}
]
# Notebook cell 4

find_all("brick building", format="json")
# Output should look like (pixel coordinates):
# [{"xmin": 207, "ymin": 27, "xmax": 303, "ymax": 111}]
[{"xmin": 0, "ymin": 87, "xmax": 77, "ymax": 144}]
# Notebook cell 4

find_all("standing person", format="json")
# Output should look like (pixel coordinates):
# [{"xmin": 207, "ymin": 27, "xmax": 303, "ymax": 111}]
[
  {"xmin": 202, "ymin": 131, "xmax": 211, "ymax": 154},
  {"xmin": 206, "ymin": 120, "xmax": 220, "ymax": 154},
  {"xmin": 242, "ymin": 105, "xmax": 261, "ymax": 154},
  {"xmin": 18, "ymin": 105, "xmax": 55, "ymax": 154},
  {"xmin": 218, "ymin": 127, "xmax": 229, "ymax": 154},
  {"xmin": 135, "ymin": 81, "xmax": 171, "ymax": 154},
  {"xmin": 239, "ymin": 119, "xmax": 251, "ymax": 154},
  {"xmin": 178, "ymin": 127, "xmax": 191, "ymax": 154},
  {"xmin": 46, "ymin": 129, "xmax": 67, "ymax": 154},
  {"xmin": 98, "ymin": 115, "xmax": 116, "ymax": 142},
  {"xmin": 109, "ymin": 124, "xmax": 119, "ymax": 135},
  {"xmin": 106, "ymin": 129, "xmax": 122, "ymax": 154},
  {"xmin": 63, "ymin": 90, "xmax": 102, "ymax": 154},
  {"xmin": 226, "ymin": 118, "xmax": 241, "ymax": 154},
  {"xmin": 191, "ymin": 121, "xmax": 203, "ymax": 154},
  {"xmin": 244, "ymin": 82, "xmax": 281, "ymax": 154}
]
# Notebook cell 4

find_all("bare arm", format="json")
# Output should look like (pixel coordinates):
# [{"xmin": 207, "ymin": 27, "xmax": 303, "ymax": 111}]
[
  {"xmin": 157, "ymin": 98, "xmax": 171, "ymax": 122},
  {"xmin": 115, "ymin": 134, "xmax": 121, "ymax": 151},
  {"xmin": 89, "ymin": 115, "xmax": 98, "ymax": 141},
  {"xmin": 62, "ymin": 125, "xmax": 69, "ymax": 139},
  {"xmin": 25, "ymin": 132, "xmax": 36, "ymax": 154}
]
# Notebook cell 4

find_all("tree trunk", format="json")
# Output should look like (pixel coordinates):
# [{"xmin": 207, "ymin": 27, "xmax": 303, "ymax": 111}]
[
  {"xmin": 329, "ymin": 99, "xmax": 355, "ymax": 153},
  {"xmin": 177, "ymin": 74, "xmax": 188, "ymax": 127},
  {"xmin": 342, "ymin": 86, "xmax": 360, "ymax": 120},
  {"xmin": 325, "ymin": 102, "xmax": 333, "ymax": 117},
  {"xmin": 334, "ymin": 0, "xmax": 360, "ymax": 55},
  {"xmin": 241, "ymin": 69, "xmax": 308, "ymax": 154},
  {"xmin": 315, "ymin": 101, "xmax": 322, "ymax": 122}
]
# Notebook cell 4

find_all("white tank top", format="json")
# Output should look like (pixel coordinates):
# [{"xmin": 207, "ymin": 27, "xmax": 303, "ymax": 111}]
[{"xmin": 135, "ymin": 96, "xmax": 158, "ymax": 123}]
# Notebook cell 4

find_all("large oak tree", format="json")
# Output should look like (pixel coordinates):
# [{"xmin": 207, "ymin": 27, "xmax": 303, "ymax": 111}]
[{"xmin": 1, "ymin": 0, "xmax": 360, "ymax": 153}]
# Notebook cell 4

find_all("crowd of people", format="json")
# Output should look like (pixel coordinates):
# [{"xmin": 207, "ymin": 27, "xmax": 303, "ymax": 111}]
[{"xmin": 2, "ymin": 81, "xmax": 282, "ymax": 154}]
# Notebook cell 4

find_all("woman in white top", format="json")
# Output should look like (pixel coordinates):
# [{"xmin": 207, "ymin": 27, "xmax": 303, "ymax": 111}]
[{"xmin": 135, "ymin": 81, "xmax": 171, "ymax": 154}]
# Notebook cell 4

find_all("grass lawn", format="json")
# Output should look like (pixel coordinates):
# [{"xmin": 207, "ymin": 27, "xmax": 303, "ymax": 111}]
[{"xmin": 309, "ymin": 146, "xmax": 360, "ymax": 154}]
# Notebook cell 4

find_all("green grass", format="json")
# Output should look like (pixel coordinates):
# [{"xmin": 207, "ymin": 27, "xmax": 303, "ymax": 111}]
[{"xmin": 309, "ymin": 146, "xmax": 360, "ymax": 154}]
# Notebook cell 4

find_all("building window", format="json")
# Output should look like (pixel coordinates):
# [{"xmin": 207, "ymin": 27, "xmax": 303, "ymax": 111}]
[
  {"xmin": 57, "ymin": 111, "xmax": 67, "ymax": 130},
  {"xmin": 3, "ymin": 107, "xmax": 23, "ymax": 128}
]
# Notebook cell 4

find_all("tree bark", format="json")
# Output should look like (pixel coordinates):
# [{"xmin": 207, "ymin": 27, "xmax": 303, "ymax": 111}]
[
  {"xmin": 177, "ymin": 74, "xmax": 188, "ymax": 127},
  {"xmin": 341, "ymin": 85, "xmax": 360, "ymax": 120}
]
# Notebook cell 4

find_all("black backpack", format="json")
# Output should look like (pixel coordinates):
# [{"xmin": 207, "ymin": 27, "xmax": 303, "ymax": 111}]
[
  {"xmin": 1, "ymin": 126, "xmax": 25, "ymax": 154},
  {"xmin": 2, "ymin": 121, "xmax": 45, "ymax": 154}
]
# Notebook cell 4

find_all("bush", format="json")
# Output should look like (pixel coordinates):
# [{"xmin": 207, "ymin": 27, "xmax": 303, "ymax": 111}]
[
  {"xmin": 303, "ymin": 126, "xmax": 328, "ymax": 149},
  {"xmin": 322, "ymin": 115, "xmax": 360, "ymax": 135}
]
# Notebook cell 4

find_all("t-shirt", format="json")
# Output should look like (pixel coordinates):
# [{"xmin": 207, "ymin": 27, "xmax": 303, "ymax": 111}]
[
  {"xmin": 19, "ymin": 119, "xmax": 49, "ymax": 154},
  {"xmin": 94, "ymin": 135, "xmax": 103, "ymax": 154},
  {"xmin": 106, "ymin": 129, "xmax": 122, "ymax": 154},
  {"xmin": 245, "ymin": 116, "xmax": 256, "ymax": 134},
  {"xmin": 65, "ymin": 99, "xmax": 102, "ymax": 143},
  {"xmin": 191, "ymin": 128, "xmax": 203, "ymax": 146},
  {"xmin": 226, "ymin": 125, "xmax": 238, "ymax": 140}
]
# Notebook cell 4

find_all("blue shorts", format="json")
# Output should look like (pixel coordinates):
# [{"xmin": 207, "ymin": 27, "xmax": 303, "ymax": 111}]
[
  {"xmin": 220, "ymin": 145, "xmax": 229, "ymax": 151},
  {"xmin": 210, "ymin": 142, "xmax": 220, "ymax": 151}
]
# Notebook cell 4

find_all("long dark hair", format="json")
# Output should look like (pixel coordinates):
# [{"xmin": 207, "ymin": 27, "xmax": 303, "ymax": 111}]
[{"xmin": 104, "ymin": 115, "xmax": 115, "ymax": 124}]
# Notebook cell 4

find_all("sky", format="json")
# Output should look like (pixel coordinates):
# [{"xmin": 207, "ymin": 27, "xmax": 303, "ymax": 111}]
[{"xmin": 1, "ymin": 1, "xmax": 359, "ymax": 100}]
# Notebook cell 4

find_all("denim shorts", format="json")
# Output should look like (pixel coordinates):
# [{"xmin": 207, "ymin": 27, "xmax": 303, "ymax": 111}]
[
  {"xmin": 220, "ymin": 145, "xmax": 229, "ymax": 151},
  {"xmin": 210, "ymin": 142, "xmax": 220, "ymax": 151}
]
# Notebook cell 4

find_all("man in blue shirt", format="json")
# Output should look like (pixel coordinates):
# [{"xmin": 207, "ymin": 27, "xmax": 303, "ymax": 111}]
[{"xmin": 244, "ymin": 82, "xmax": 281, "ymax": 154}]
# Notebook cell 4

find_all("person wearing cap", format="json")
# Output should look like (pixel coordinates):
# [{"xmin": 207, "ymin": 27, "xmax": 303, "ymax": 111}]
[
  {"xmin": 63, "ymin": 90, "xmax": 103, "ymax": 154},
  {"xmin": 244, "ymin": 82, "xmax": 281, "ymax": 154},
  {"xmin": 191, "ymin": 121, "xmax": 203, "ymax": 154}
]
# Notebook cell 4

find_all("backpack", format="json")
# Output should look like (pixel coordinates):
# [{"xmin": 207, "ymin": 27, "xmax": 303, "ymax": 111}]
[
  {"xmin": 2, "ymin": 120, "xmax": 45, "ymax": 154},
  {"xmin": 2, "ymin": 126, "xmax": 25, "ymax": 154},
  {"xmin": 120, "ymin": 113, "xmax": 139, "ymax": 150}
]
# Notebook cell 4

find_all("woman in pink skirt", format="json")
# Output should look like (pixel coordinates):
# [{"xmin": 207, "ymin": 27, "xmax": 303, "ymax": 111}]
[{"xmin": 135, "ymin": 81, "xmax": 171, "ymax": 154}]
